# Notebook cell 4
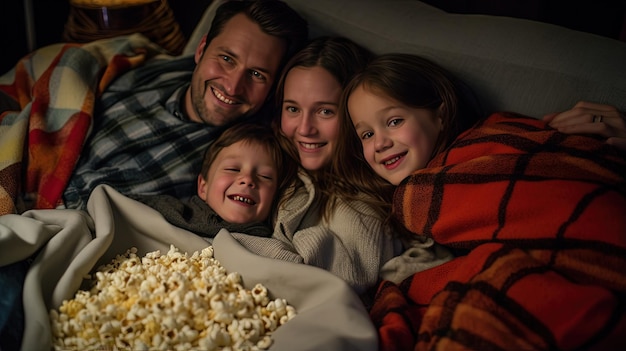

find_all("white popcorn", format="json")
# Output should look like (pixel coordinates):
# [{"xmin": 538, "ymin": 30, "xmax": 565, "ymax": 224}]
[{"xmin": 50, "ymin": 245, "xmax": 297, "ymax": 350}]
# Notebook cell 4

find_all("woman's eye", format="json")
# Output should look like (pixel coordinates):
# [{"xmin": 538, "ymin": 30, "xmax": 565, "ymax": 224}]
[
  {"xmin": 285, "ymin": 106, "xmax": 299, "ymax": 113},
  {"xmin": 319, "ymin": 108, "xmax": 335, "ymax": 117}
]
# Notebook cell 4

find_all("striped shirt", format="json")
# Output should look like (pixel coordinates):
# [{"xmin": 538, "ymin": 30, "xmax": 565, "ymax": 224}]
[{"xmin": 64, "ymin": 56, "xmax": 219, "ymax": 209}]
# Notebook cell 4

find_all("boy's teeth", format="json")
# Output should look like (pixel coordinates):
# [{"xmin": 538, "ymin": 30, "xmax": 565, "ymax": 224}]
[{"xmin": 233, "ymin": 195, "xmax": 253, "ymax": 204}]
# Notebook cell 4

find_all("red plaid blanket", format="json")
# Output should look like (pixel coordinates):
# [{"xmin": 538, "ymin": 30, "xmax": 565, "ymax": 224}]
[
  {"xmin": 0, "ymin": 34, "xmax": 165, "ymax": 214},
  {"xmin": 372, "ymin": 112, "xmax": 626, "ymax": 351}
]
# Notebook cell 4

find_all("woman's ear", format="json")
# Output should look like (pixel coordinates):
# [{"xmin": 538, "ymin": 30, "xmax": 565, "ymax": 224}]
[
  {"xmin": 197, "ymin": 174, "xmax": 208, "ymax": 200},
  {"xmin": 194, "ymin": 35, "xmax": 208, "ymax": 64},
  {"xmin": 437, "ymin": 102, "xmax": 445, "ymax": 131}
]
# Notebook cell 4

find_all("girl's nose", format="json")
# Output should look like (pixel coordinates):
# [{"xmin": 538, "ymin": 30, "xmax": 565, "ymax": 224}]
[{"xmin": 374, "ymin": 133, "xmax": 392, "ymax": 152}]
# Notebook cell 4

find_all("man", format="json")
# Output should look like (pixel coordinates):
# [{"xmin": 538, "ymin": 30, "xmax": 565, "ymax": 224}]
[{"xmin": 62, "ymin": 0, "xmax": 308, "ymax": 209}]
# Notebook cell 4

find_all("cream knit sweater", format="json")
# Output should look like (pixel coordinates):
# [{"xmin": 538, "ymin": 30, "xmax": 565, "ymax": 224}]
[{"xmin": 233, "ymin": 171, "xmax": 403, "ymax": 295}]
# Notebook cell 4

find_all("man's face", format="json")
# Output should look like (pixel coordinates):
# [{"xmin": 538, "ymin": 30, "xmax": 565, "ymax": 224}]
[{"xmin": 186, "ymin": 13, "xmax": 286, "ymax": 125}]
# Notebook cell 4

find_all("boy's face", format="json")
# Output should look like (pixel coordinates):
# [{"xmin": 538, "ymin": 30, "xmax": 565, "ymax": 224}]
[
  {"xmin": 348, "ymin": 85, "xmax": 442, "ymax": 186},
  {"xmin": 187, "ymin": 13, "xmax": 286, "ymax": 126},
  {"xmin": 197, "ymin": 140, "xmax": 278, "ymax": 224}
]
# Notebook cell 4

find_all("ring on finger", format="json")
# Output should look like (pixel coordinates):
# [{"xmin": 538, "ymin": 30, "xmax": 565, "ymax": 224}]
[{"xmin": 592, "ymin": 115, "xmax": 604, "ymax": 123}]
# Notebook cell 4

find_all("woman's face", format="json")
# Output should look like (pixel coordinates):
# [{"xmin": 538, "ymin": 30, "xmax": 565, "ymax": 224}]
[
  {"xmin": 280, "ymin": 66, "xmax": 343, "ymax": 171},
  {"xmin": 348, "ymin": 85, "xmax": 442, "ymax": 185}
]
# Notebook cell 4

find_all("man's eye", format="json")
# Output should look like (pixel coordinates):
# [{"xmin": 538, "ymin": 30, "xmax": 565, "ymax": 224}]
[
  {"xmin": 221, "ymin": 55, "xmax": 232, "ymax": 63},
  {"xmin": 250, "ymin": 70, "xmax": 266, "ymax": 81}
]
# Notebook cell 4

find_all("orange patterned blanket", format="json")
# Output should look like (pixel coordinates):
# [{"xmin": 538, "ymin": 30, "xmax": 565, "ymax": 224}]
[
  {"xmin": 372, "ymin": 112, "xmax": 626, "ymax": 351},
  {"xmin": 0, "ymin": 34, "xmax": 164, "ymax": 215}
]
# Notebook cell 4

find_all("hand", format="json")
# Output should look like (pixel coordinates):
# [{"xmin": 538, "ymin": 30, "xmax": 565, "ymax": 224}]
[{"xmin": 543, "ymin": 101, "xmax": 626, "ymax": 151}]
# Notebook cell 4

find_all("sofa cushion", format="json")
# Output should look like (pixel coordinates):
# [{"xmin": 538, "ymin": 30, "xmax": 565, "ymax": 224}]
[{"xmin": 186, "ymin": 0, "xmax": 626, "ymax": 118}]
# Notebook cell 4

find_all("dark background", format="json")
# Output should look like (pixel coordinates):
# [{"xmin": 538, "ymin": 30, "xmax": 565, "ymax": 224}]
[{"xmin": 1, "ymin": 0, "xmax": 625, "ymax": 75}]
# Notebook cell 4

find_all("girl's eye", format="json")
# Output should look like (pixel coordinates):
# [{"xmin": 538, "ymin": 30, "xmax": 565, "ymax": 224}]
[
  {"xmin": 388, "ymin": 118, "xmax": 403, "ymax": 127},
  {"xmin": 259, "ymin": 174, "xmax": 274, "ymax": 180},
  {"xmin": 225, "ymin": 168, "xmax": 239, "ymax": 172},
  {"xmin": 361, "ymin": 131, "xmax": 374, "ymax": 140}
]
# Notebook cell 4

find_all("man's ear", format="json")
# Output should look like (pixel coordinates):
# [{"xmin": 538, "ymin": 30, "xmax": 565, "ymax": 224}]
[
  {"xmin": 195, "ymin": 35, "xmax": 208, "ymax": 64},
  {"xmin": 197, "ymin": 174, "xmax": 208, "ymax": 200}
]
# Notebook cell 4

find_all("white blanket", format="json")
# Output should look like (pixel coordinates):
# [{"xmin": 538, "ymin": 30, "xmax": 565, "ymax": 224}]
[{"xmin": 0, "ymin": 184, "xmax": 377, "ymax": 351}]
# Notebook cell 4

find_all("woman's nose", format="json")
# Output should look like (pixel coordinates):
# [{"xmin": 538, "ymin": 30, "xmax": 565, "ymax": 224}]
[{"xmin": 297, "ymin": 114, "xmax": 316, "ymax": 136}]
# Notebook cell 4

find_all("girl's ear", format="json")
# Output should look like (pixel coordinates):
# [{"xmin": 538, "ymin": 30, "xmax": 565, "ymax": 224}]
[
  {"xmin": 194, "ymin": 35, "xmax": 208, "ymax": 64},
  {"xmin": 437, "ymin": 102, "xmax": 445, "ymax": 131},
  {"xmin": 197, "ymin": 174, "xmax": 208, "ymax": 200}
]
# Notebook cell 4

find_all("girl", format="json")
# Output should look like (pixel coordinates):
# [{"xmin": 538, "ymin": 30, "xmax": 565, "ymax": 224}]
[
  {"xmin": 339, "ymin": 53, "xmax": 626, "ymax": 187},
  {"xmin": 338, "ymin": 53, "xmax": 626, "ymax": 350}
]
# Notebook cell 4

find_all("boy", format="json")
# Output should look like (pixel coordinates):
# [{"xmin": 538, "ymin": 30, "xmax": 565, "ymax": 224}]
[{"xmin": 133, "ymin": 123, "xmax": 294, "ymax": 237}]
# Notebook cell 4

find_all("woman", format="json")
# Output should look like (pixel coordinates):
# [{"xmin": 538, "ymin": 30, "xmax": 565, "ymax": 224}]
[{"xmin": 233, "ymin": 38, "xmax": 452, "ymax": 296}]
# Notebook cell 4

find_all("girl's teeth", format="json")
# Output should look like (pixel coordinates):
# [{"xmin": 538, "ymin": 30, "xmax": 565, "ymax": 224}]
[{"xmin": 384, "ymin": 156, "xmax": 401, "ymax": 165}]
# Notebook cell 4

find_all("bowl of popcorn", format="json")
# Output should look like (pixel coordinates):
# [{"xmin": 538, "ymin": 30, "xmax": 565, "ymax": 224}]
[{"xmin": 50, "ymin": 245, "xmax": 296, "ymax": 350}]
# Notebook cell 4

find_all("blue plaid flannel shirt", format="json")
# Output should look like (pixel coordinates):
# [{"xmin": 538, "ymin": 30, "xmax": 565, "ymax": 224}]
[{"xmin": 64, "ymin": 56, "xmax": 219, "ymax": 209}]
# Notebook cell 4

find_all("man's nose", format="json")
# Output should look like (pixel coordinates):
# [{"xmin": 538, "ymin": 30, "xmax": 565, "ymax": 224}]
[{"xmin": 224, "ymin": 68, "xmax": 246, "ymax": 96}]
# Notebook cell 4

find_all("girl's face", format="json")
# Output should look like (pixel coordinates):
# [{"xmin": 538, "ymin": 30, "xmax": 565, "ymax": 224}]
[
  {"xmin": 348, "ymin": 85, "xmax": 443, "ymax": 185},
  {"xmin": 280, "ymin": 66, "xmax": 342, "ymax": 171},
  {"xmin": 197, "ymin": 140, "xmax": 277, "ymax": 224}
]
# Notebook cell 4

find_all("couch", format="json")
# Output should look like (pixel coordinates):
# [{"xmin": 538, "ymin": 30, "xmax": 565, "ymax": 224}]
[
  {"xmin": 1, "ymin": 1, "xmax": 625, "ymax": 350},
  {"xmin": 189, "ymin": 0, "xmax": 626, "ymax": 118}
]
